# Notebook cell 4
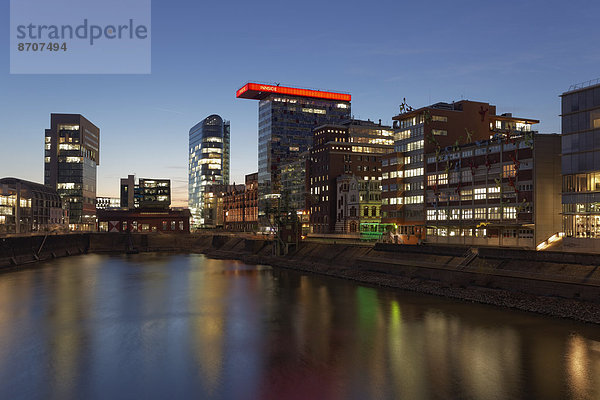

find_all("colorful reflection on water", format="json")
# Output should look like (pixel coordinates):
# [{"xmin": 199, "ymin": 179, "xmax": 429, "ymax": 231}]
[{"xmin": 0, "ymin": 253, "xmax": 598, "ymax": 400}]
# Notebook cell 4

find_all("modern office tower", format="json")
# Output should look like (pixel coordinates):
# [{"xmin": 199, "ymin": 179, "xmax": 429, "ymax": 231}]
[
  {"xmin": 561, "ymin": 80, "xmax": 600, "ymax": 251},
  {"xmin": 307, "ymin": 119, "xmax": 393, "ymax": 236},
  {"xmin": 0, "ymin": 177, "xmax": 67, "ymax": 234},
  {"xmin": 44, "ymin": 114, "xmax": 99, "ymax": 231},
  {"xmin": 382, "ymin": 100, "xmax": 538, "ymax": 244},
  {"xmin": 236, "ymin": 83, "xmax": 351, "ymax": 223},
  {"xmin": 120, "ymin": 175, "xmax": 171, "ymax": 210},
  {"xmin": 189, "ymin": 115, "xmax": 230, "ymax": 228},
  {"xmin": 280, "ymin": 151, "xmax": 309, "ymax": 214},
  {"xmin": 423, "ymin": 133, "xmax": 561, "ymax": 249}
]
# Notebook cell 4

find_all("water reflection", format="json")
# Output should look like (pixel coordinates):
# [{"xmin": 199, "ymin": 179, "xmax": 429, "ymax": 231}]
[{"xmin": 0, "ymin": 254, "xmax": 598, "ymax": 400}]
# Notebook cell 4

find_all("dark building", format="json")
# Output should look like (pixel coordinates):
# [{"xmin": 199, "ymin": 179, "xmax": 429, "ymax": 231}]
[
  {"xmin": 382, "ymin": 100, "xmax": 538, "ymax": 244},
  {"xmin": 308, "ymin": 120, "xmax": 393, "ymax": 234},
  {"xmin": 97, "ymin": 208, "xmax": 191, "ymax": 233},
  {"xmin": 561, "ymin": 80, "xmax": 600, "ymax": 252},
  {"xmin": 423, "ymin": 133, "xmax": 561, "ymax": 249},
  {"xmin": 236, "ymin": 83, "xmax": 351, "ymax": 224},
  {"xmin": 44, "ymin": 114, "xmax": 99, "ymax": 231},
  {"xmin": 189, "ymin": 115, "xmax": 231, "ymax": 228},
  {"xmin": 223, "ymin": 172, "xmax": 259, "ymax": 232},
  {"xmin": 0, "ymin": 177, "xmax": 67, "ymax": 234},
  {"xmin": 120, "ymin": 175, "xmax": 171, "ymax": 210}
]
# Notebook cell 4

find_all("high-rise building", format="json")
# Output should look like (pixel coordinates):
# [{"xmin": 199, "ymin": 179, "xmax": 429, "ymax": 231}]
[
  {"xmin": 561, "ymin": 80, "xmax": 600, "ymax": 251},
  {"xmin": 236, "ymin": 83, "xmax": 351, "ymax": 222},
  {"xmin": 44, "ymin": 114, "xmax": 99, "ymax": 231},
  {"xmin": 189, "ymin": 115, "xmax": 230, "ymax": 228},
  {"xmin": 382, "ymin": 100, "xmax": 538, "ymax": 244}
]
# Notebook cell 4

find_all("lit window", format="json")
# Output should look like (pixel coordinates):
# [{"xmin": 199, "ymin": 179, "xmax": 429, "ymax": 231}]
[
  {"xmin": 432, "ymin": 129, "xmax": 447, "ymax": 136},
  {"xmin": 503, "ymin": 164, "xmax": 516, "ymax": 178}
]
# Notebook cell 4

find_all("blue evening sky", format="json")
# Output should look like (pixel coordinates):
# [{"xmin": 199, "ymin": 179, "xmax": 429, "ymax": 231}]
[{"xmin": 1, "ymin": 0, "xmax": 598, "ymax": 205}]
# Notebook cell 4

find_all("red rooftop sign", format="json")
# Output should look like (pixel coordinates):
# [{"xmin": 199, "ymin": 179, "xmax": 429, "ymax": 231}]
[{"xmin": 236, "ymin": 83, "xmax": 351, "ymax": 102}]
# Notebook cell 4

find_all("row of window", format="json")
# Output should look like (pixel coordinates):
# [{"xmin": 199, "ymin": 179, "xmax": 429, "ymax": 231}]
[{"xmin": 426, "ymin": 206, "xmax": 518, "ymax": 221}]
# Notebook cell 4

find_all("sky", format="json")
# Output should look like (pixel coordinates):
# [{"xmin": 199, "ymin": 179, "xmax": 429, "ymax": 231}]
[{"xmin": 1, "ymin": 0, "xmax": 599, "ymax": 206}]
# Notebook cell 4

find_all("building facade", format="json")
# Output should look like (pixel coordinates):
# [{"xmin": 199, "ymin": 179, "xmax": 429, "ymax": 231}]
[
  {"xmin": 96, "ymin": 197, "xmax": 120, "ymax": 210},
  {"xmin": 382, "ymin": 100, "xmax": 538, "ymax": 244},
  {"xmin": 223, "ymin": 173, "xmax": 259, "ymax": 231},
  {"xmin": 189, "ymin": 115, "xmax": 231, "ymax": 228},
  {"xmin": 561, "ymin": 80, "xmax": 600, "ymax": 251},
  {"xmin": 335, "ymin": 174, "xmax": 384, "ymax": 240},
  {"xmin": 97, "ymin": 208, "xmax": 191, "ymax": 233},
  {"xmin": 120, "ymin": 175, "xmax": 171, "ymax": 210},
  {"xmin": 308, "ymin": 120, "xmax": 393, "ymax": 235},
  {"xmin": 44, "ymin": 114, "xmax": 99, "ymax": 231},
  {"xmin": 423, "ymin": 133, "xmax": 561, "ymax": 249},
  {"xmin": 0, "ymin": 178, "xmax": 67, "ymax": 234},
  {"xmin": 280, "ymin": 152, "xmax": 309, "ymax": 214},
  {"xmin": 236, "ymin": 83, "xmax": 351, "ymax": 223}
]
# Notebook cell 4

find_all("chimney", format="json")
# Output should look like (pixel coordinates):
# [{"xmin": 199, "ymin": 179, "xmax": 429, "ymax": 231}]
[{"xmin": 378, "ymin": 119, "xmax": 381, "ymax": 126}]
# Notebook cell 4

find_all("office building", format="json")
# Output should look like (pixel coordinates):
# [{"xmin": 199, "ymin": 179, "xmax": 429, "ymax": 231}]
[
  {"xmin": 96, "ymin": 196, "xmax": 120, "ymax": 210},
  {"xmin": 44, "ymin": 114, "xmax": 99, "ymax": 231},
  {"xmin": 382, "ymin": 100, "xmax": 538, "ymax": 244},
  {"xmin": 120, "ymin": 175, "xmax": 171, "ymax": 210},
  {"xmin": 0, "ymin": 177, "xmax": 67, "ymax": 234},
  {"xmin": 189, "ymin": 115, "xmax": 230, "ymax": 228},
  {"xmin": 561, "ymin": 80, "xmax": 600, "ymax": 251},
  {"xmin": 236, "ymin": 83, "xmax": 351, "ymax": 222},
  {"xmin": 423, "ymin": 133, "xmax": 561, "ymax": 248},
  {"xmin": 280, "ymin": 152, "xmax": 309, "ymax": 214},
  {"xmin": 308, "ymin": 119, "xmax": 393, "ymax": 235}
]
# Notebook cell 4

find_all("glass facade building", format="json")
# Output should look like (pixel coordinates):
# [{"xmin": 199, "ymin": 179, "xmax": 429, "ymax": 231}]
[
  {"xmin": 189, "ymin": 114, "xmax": 230, "ymax": 228},
  {"xmin": 561, "ymin": 81, "xmax": 600, "ymax": 243},
  {"xmin": 44, "ymin": 114, "xmax": 99, "ymax": 231},
  {"xmin": 237, "ymin": 83, "xmax": 351, "ymax": 223}
]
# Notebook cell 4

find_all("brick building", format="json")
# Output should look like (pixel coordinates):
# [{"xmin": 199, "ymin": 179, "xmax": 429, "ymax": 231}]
[{"xmin": 223, "ymin": 173, "xmax": 259, "ymax": 232}]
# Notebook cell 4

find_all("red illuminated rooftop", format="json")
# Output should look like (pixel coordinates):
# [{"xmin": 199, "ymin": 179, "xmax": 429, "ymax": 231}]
[{"xmin": 236, "ymin": 83, "xmax": 351, "ymax": 102}]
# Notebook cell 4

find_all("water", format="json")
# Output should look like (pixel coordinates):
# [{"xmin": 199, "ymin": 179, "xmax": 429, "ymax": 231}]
[{"xmin": 0, "ymin": 254, "xmax": 599, "ymax": 400}]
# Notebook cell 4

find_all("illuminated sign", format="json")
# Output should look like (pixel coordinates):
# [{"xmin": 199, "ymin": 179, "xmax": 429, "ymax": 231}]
[{"xmin": 236, "ymin": 82, "xmax": 351, "ymax": 102}]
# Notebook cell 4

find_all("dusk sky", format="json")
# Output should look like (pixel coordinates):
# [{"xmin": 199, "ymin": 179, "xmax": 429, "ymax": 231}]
[{"xmin": 1, "ymin": 0, "xmax": 598, "ymax": 206}]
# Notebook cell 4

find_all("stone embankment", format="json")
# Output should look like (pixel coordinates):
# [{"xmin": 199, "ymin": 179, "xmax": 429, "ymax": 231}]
[{"xmin": 1, "ymin": 232, "xmax": 599, "ymax": 323}]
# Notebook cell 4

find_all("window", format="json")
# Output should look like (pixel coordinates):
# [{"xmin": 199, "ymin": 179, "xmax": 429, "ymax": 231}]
[
  {"xmin": 474, "ymin": 188, "xmax": 486, "ymax": 200},
  {"xmin": 427, "ymin": 209, "xmax": 436, "ymax": 221},
  {"xmin": 503, "ymin": 207, "xmax": 517, "ymax": 219},
  {"xmin": 162, "ymin": 221, "xmax": 167, "ymax": 230},
  {"xmin": 179, "ymin": 221, "xmax": 184, "ymax": 231},
  {"xmin": 462, "ymin": 208, "xmax": 473, "ymax": 219},
  {"xmin": 474, "ymin": 208, "xmax": 486, "ymax": 219},
  {"xmin": 364, "ymin": 207, "xmax": 369, "ymax": 217},
  {"xmin": 171, "ymin": 221, "xmax": 176, "ymax": 230},
  {"xmin": 432, "ymin": 129, "xmax": 447, "ymax": 136},
  {"xmin": 438, "ymin": 173, "xmax": 448, "ymax": 185},
  {"xmin": 488, "ymin": 207, "xmax": 501, "ymax": 219},
  {"xmin": 450, "ymin": 209, "xmax": 460, "ymax": 220},
  {"xmin": 488, "ymin": 187, "xmax": 501, "ymax": 199},
  {"xmin": 432, "ymin": 115, "xmax": 447, "ymax": 122},
  {"xmin": 450, "ymin": 172, "xmax": 460, "ymax": 184},
  {"xmin": 503, "ymin": 164, "xmax": 516, "ymax": 178},
  {"xmin": 427, "ymin": 174, "xmax": 437, "ymax": 187}
]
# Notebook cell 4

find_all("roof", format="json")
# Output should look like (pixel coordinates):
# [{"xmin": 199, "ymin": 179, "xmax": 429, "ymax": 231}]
[
  {"xmin": 236, "ymin": 82, "xmax": 351, "ymax": 101},
  {"xmin": 0, "ymin": 177, "xmax": 59, "ymax": 195}
]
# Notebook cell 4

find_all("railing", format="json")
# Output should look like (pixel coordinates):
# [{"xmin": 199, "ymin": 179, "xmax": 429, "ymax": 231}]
[{"xmin": 567, "ymin": 78, "xmax": 600, "ymax": 92}]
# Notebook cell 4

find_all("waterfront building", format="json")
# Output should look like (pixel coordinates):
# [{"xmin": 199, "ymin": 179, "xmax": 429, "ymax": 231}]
[
  {"xmin": 120, "ymin": 175, "xmax": 171, "ymax": 210},
  {"xmin": 97, "ymin": 208, "xmax": 191, "ymax": 233},
  {"xmin": 423, "ymin": 132, "xmax": 561, "ymax": 248},
  {"xmin": 223, "ymin": 172, "xmax": 259, "ymax": 232},
  {"xmin": 96, "ymin": 196, "xmax": 121, "ymax": 210},
  {"xmin": 189, "ymin": 115, "xmax": 230, "ymax": 229},
  {"xmin": 0, "ymin": 177, "xmax": 67, "ymax": 234},
  {"xmin": 280, "ymin": 152, "xmax": 309, "ymax": 214},
  {"xmin": 236, "ymin": 83, "xmax": 351, "ymax": 224},
  {"xmin": 201, "ymin": 183, "xmax": 245, "ymax": 228},
  {"xmin": 308, "ymin": 119, "xmax": 393, "ymax": 236},
  {"xmin": 44, "ymin": 114, "xmax": 99, "ymax": 231},
  {"xmin": 335, "ymin": 174, "xmax": 383, "ymax": 240},
  {"xmin": 382, "ymin": 100, "xmax": 538, "ymax": 244},
  {"xmin": 560, "ymin": 80, "xmax": 600, "ymax": 251}
]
